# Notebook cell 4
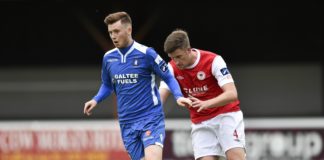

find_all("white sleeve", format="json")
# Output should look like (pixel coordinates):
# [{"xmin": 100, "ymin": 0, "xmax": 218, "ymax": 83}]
[
  {"xmin": 211, "ymin": 56, "xmax": 234, "ymax": 87},
  {"xmin": 159, "ymin": 63, "xmax": 174, "ymax": 91}
]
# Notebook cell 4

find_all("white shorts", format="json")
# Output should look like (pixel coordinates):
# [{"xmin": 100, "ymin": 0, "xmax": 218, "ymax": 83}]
[{"xmin": 191, "ymin": 111, "xmax": 245, "ymax": 159}]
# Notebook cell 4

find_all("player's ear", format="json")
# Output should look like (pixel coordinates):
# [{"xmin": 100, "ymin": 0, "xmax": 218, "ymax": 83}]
[
  {"xmin": 185, "ymin": 48, "xmax": 191, "ymax": 55},
  {"xmin": 127, "ymin": 25, "xmax": 132, "ymax": 36}
]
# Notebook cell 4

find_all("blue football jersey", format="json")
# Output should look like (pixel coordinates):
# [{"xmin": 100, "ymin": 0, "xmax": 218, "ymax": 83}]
[{"xmin": 93, "ymin": 41, "xmax": 183, "ymax": 123}]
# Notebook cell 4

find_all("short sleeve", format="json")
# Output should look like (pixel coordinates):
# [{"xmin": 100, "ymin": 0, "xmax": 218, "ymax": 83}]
[{"xmin": 211, "ymin": 56, "xmax": 234, "ymax": 87}]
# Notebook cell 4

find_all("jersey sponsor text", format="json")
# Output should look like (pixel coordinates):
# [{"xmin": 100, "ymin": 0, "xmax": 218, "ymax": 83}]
[
  {"xmin": 183, "ymin": 85, "xmax": 208, "ymax": 95},
  {"xmin": 114, "ymin": 73, "xmax": 138, "ymax": 84}
]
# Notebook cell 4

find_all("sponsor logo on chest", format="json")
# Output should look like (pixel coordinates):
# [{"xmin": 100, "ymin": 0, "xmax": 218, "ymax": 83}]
[
  {"xmin": 113, "ymin": 73, "xmax": 138, "ymax": 84},
  {"xmin": 183, "ymin": 85, "xmax": 208, "ymax": 95},
  {"xmin": 133, "ymin": 58, "xmax": 139, "ymax": 66}
]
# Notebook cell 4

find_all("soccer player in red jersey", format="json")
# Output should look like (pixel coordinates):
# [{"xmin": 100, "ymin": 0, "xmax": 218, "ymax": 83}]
[{"xmin": 159, "ymin": 29, "xmax": 246, "ymax": 160}]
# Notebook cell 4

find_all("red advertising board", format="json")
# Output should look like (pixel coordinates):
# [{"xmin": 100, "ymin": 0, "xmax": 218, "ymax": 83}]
[
  {"xmin": 1, "ymin": 119, "xmax": 324, "ymax": 160},
  {"xmin": 0, "ymin": 121, "xmax": 129, "ymax": 160}
]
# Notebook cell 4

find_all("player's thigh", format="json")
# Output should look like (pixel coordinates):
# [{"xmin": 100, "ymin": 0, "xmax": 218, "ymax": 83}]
[
  {"xmin": 225, "ymin": 147, "xmax": 246, "ymax": 160},
  {"xmin": 142, "ymin": 114, "xmax": 165, "ymax": 148},
  {"xmin": 218, "ymin": 111, "xmax": 245, "ymax": 156},
  {"xmin": 122, "ymin": 136, "xmax": 144, "ymax": 160},
  {"xmin": 126, "ymin": 141, "xmax": 144, "ymax": 160},
  {"xmin": 141, "ymin": 115, "xmax": 165, "ymax": 159},
  {"xmin": 144, "ymin": 144, "xmax": 163, "ymax": 160},
  {"xmin": 197, "ymin": 156, "xmax": 219, "ymax": 160},
  {"xmin": 192, "ymin": 123, "xmax": 222, "ymax": 159},
  {"xmin": 192, "ymin": 126, "xmax": 218, "ymax": 150},
  {"xmin": 120, "ymin": 124, "xmax": 144, "ymax": 160}
]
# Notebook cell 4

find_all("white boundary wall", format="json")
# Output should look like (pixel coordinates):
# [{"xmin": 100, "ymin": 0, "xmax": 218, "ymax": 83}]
[
  {"xmin": 1, "ymin": 118, "xmax": 324, "ymax": 160},
  {"xmin": 1, "ymin": 118, "xmax": 324, "ymax": 130}
]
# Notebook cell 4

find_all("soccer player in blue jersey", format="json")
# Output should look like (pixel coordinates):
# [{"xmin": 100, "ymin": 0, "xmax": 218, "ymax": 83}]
[{"xmin": 83, "ymin": 11, "xmax": 191, "ymax": 160}]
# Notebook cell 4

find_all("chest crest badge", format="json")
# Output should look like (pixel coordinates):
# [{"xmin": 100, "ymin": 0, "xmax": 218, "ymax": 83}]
[
  {"xmin": 197, "ymin": 71, "xmax": 206, "ymax": 80},
  {"xmin": 133, "ymin": 59, "xmax": 139, "ymax": 66}
]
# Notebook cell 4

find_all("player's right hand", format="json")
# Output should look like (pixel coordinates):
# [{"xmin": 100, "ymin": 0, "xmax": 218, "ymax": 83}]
[
  {"xmin": 176, "ymin": 97, "xmax": 192, "ymax": 108},
  {"xmin": 84, "ymin": 99, "xmax": 97, "ymax": 116}
]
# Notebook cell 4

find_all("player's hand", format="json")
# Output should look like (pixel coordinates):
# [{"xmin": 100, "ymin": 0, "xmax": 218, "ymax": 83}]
[
  {"xmin": 176, "ymin": 97, "xmax": 192, "ymax": 108},
  {"xmin": 84, "ymin": 99, "xmax": 97, "ymax": 116},
  {"xmin": 189, "ymin": 95, "xmax": 209, "ymax": 112}
]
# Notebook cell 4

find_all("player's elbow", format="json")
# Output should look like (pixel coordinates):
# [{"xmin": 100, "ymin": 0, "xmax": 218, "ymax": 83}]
[
  {"xmin": 159, "ymin": 88, "xmax": 170, "ymax": 104},
  {"xmin": 228, "ymin": 90, "xmax": 239, "ymax": 102}
]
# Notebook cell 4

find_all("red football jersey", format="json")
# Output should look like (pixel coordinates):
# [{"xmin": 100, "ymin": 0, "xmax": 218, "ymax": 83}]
[{"xmin": 169, "ymin": 49, "xmax": 240, "ymax": 124}]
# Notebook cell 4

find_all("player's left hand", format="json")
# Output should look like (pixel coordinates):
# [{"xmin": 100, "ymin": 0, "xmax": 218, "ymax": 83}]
[
  {"xmin": 84, "ymin": 99, "xmax": 97, "ymax": 116},
  {"xmin": 189, "ymin": 95, "xmax": 210, "ymax": 112},
  {"xmin": 176, "ymin": 97, "xmax": 192, "ymax": 108}
]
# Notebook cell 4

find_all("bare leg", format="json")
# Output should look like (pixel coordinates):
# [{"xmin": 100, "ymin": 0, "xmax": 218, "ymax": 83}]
[
  {"xmin": 197, "ymin": 155, "xmax": 219, "ymax": 160},
  {"xmin": 143, "ymin": 144, "xmax": 163, "ymax": 160},
  {"xmin": 225, "ymin": 147, "xmax": 245, "ymax": 160}
]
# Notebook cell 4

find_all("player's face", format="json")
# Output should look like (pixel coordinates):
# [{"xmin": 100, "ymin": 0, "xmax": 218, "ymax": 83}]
[
  {"xmin": 108, "ymin": 20, "xmax": 132, "ymax": 48},
  {"xmin": 168, "ymin": 48, "xmax": 191, "ymax": 70}
]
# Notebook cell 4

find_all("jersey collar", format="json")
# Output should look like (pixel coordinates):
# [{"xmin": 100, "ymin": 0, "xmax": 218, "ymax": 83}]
[{"xmin": 185, "ymin": 48, "xmax": 200, "ymax": 69}]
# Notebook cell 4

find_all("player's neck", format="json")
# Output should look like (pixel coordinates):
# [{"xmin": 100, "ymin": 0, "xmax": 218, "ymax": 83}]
[
  {"xmin": 190, "ymin": 49, "xmax": 198, "ymax": 65},
  {"xmin": 119, "ymin": 39, "xmax": 134, "ymax": 54},
  {"xmin": 127, "ymin": 39, "xmax": 134, "ymax": 47}
]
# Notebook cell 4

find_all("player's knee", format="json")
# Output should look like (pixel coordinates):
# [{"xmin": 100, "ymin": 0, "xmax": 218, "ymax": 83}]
[
  {"xmin": 197, "ymin": 156, "xmax": 219, "ymax": 160},
  {"xmin": 144, "ymin": 145, "xmax": 163, "ymax": 160},
  {"xmin": 226, "ymin": 155, "xmax": 245, "ymax": 160}
]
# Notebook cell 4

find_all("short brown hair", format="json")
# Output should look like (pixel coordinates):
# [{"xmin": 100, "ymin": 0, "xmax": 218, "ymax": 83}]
[
  {"xmin": 104, "ymin": 11, "xmax": 132, "ymax": 26},
  {"xmin": 164, "ymin": 29, "xmax": 191, "ymax": 53}
]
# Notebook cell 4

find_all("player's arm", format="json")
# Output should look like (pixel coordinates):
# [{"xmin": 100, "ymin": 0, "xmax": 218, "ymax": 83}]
[
  {"xmin": 191, "ymin": 82, "xmax": 238, "ymax": 112},
  {"xmin": 84, "ymin": 57, "xmax": 113, "ymax": 116},
  {"xmin": 159, "ymin": 80, "xmax": 171, "ymax": 104},
  {"xmin": 190, "ymin": 56, "xmax": 238, "ymax": 112},
  {"xmin": 158, "ymin": 63, "xmax": 174, "ymax": 104},
  {"xmin": 147, "ymin": 48, "xmax": 191, "ymax": 107},
  {"xmin": 160, "ymin": 70, "xmax": 191, "ymax": 107}
]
